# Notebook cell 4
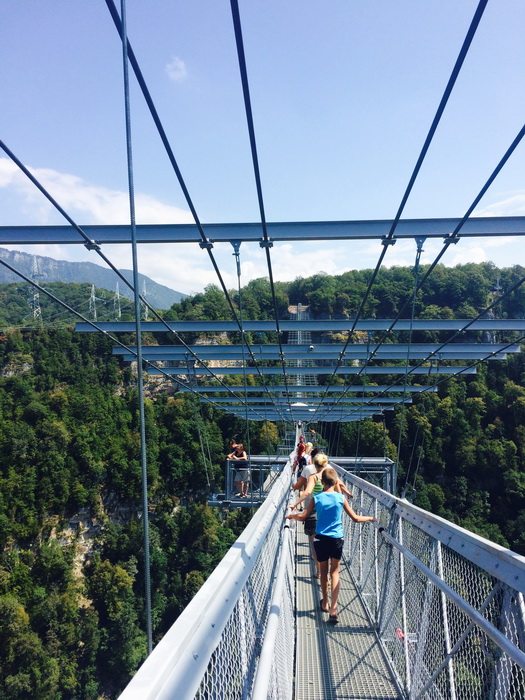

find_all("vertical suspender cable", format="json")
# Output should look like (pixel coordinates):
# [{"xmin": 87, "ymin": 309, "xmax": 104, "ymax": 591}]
[
  {"xmin": 186, "ymin": 359, "xmax": 211, "ymax": 489},
  {"xmin": 232, "ymin": 243, "xmax": 252, "ymax": 461},
  {"xmin": 393, "ymin": 239, "xmax": 424, "ymax": 494},
  {"xmin": 119, "ymin": 0, "xmax": 152, "ymax": 654},
  {"xmin": 229, "ymin": 0, "xmax": 293, "ymax": 414}
]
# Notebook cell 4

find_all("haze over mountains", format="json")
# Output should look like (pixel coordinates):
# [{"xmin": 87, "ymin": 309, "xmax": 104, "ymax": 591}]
[{"xmin": 0, "ymin": 248, "xmax": 186, "ymax": 310}]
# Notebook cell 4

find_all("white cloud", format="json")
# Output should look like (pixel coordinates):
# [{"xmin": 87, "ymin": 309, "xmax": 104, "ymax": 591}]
[
  {"xmin": 2, "ymin": 158, "xmax": 525, "ymax": 295},
  {"xmin": 474, "ymin": 191, "xmax": 525, "ymax": 217},
  {"xmin": 0, "ymin": 157, "xmax": 192, "ymax": 225},
  {"xmin": 165, "ymin": 56, "xmax": 188, "ymax": 82}
]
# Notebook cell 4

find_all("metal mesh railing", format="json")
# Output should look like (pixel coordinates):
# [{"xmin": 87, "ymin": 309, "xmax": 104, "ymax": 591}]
[
  {"xmin": 334, "ymin": 467, "xmax": 525, "ymax": 700},
  {"xmin": 120, "ymin": 457, "xmax": 296, "ymax": 700},
  {"xmin": 123, "ymin": 457, "xmax": 525, "ymax": 700}
]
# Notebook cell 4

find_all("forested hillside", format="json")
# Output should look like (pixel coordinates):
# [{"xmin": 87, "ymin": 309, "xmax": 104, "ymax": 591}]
[
  {"xmin": 1, "ymin": 261, "xmax": 525, "ymax": 698},
  {"xmin": 0, "ymin": 288, "xmax": 255, "ymax": 699}
]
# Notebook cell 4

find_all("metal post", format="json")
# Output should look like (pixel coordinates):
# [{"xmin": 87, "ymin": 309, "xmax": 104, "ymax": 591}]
[
  {"xmin": 398, "ymin": 520, "xmax": 412, "ymax": 691},
  {"xmin": 226, "ymin": 459, "xmax": 232, "ymax": 501},
  {"xmin": 491, "ymin": 586, "xmax": 517, "ymax": 700},
  {"xmin": 410, "ymin": 541, "xmax": 437, "ymax": 697},
  {"xmin": 437, "ymin": 541, "xmax": 457, "ymax": 700},
  {"xmin": 374, "ymin": 500, "xmax": 380, "ymax": 615}
]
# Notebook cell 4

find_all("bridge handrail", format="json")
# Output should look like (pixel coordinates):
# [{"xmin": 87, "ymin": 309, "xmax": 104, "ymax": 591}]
[
  {"xmin": 330, "ymin": 463, "xmax": 525, "ymax": 594},
  {"xmin": 120, "ymin": 457, "xmax": 294, "ymax": 700},
  {"xmin": 331, "ymin": 461, "xmax": 525, "ymax": 699}
]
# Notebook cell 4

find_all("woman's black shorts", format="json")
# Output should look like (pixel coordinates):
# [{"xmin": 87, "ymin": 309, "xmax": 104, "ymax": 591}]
[
  {"xmin": 304, "ymin": 516, "xmax": 317, "ymax": 537},
  {"xmin": 313, "ymin": 533, "xmax": 344, "ymax": 562}
]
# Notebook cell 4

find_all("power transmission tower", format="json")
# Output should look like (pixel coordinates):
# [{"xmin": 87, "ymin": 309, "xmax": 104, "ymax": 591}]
[
  {"xmin": 89, "ymin": 284, "xmax": 97, "ymax": 321},
  {"xmin": 29, "ymin": 255, "xmax": 42, "ymax": 325},
  {"xmin": 114, "ymin": 282, "xmax": 122, "ymax": 320},
  {"xmin": 141, "ymin": 279, "xmax": 149, "ymax": 321}
]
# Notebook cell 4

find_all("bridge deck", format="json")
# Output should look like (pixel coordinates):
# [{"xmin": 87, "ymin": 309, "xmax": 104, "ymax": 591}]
[{"xmin": 294, "ymin": 529, "xmax": 401, "ymax": 700}]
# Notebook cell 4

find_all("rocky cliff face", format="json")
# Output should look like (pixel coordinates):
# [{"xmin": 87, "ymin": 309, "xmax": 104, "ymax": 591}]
[{"xmin": 0, "ymin": 247, "xmax": 186, "ymax": 310}]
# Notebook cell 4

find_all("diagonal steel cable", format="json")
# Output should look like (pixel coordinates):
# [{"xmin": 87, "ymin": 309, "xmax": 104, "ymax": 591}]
[
  {"xmin": 314, "ymin": 121, "xmax": 525, "ymax": 421},
  {"xmin": 0, "ymin": 256, "xmax": 238, "ymax": 410},
  {"xmin": 310, "ymin": 0, "xmax": 489, "ymax": 421},
  {"xmin": 229, "ymin": 0, "xmax": 294, "ymax": 415},
  {"xmin": 0, "ymin": 141, "xmax": 278, "ymax": 421},
  {"xmin": 104, "ymin": 0, "xmax": 288, "ymax": 423}
]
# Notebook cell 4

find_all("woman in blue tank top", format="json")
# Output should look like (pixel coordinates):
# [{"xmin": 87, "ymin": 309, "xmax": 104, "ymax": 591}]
[{"xmin": 287, "ymin": 467, "xmax": 376, "ymax": 624}]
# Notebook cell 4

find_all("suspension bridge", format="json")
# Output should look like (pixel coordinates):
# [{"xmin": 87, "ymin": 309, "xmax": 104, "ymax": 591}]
[{"xmin": 2, "ymin": 0, "xmax": 525, "ymax": 697}]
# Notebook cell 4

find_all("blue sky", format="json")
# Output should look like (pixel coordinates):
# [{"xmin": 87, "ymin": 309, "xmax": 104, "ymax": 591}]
[{"xmin": 1, "ymin": 1, "xmax": 525, "ymax": 295}]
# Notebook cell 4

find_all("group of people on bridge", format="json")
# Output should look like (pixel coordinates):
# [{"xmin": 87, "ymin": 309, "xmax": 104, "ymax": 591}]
[
  {"xmin": 226, "ymin": 434, "xmax": 376, "ymax": 623},
  {"xmin": 287, "ymin": 438, "xmax": 376, "ymax": 623}
]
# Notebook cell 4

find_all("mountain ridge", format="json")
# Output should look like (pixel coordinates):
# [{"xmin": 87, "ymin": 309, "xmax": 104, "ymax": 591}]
[{"xmin": 0, "ymin": 247, "xmax": 186, "ymax": 310}]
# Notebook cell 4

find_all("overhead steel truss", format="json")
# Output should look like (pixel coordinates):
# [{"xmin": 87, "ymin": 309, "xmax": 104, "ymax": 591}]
[
  {"xmin": 193, "ymin": 397, "xmax": 409, "ymax": 404},
  {"xmin": 77, "ymin": 319, "xmax": 525, "ymax": 332},
  {"xmin": 146, "ymin": 365, "xmax": 477, "ymax": 375},
  {"xmin": 113, "ymin": 343, "xmax": 519, "ymax": 362},
  {"xmin": 174, "ymin": 385, "xmax": 437, "ymax": 393},
  {"xmin": 2, "ymin": 215, "xmax": 525, "ymax": 245}
]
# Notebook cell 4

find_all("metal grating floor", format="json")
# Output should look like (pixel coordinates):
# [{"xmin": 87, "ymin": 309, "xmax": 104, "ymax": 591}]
[{"xmin": 294, "ymin": 529, "xmax": 401, "ymax": 700}]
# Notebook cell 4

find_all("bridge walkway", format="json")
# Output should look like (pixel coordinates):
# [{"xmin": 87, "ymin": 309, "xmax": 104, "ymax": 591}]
[{"xmin": 294, "ymin": 528, "xmax": 401, "ymax": 699}]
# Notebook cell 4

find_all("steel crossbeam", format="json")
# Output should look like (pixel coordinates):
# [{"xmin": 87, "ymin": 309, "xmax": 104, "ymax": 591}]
[
  {"xmin": 114, "ymin": 342, "xmax": 518, "ymax": 362},
  {"xmin": 3, "ymin": 215, "xmax": 525, "ymax": 244},
  {"xmin": 113, "ymin": 342, "xmax": 520, "ymax": 355},
  {"xmin": 77, "ymin": 319, "xmax": 525, "ymax": 332},
  {"xmin": 146, "ymin": 365, "xmax": 477, "ymax": 375},
  {"xmin": 197, "ymin": 397, "xmax": 409, "ymax": 404},
  {"xmin": 174, "ymin": 385, "xmax": 436, "ymax": 393}
]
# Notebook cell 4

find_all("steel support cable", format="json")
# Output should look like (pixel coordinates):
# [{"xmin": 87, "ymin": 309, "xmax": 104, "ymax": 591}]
[
  {"xmin": 402, "ymin": 360, "xmax": 435, "ymax": 496},
  {"xmin": 310, "ymin": 0, "xmax": 489, "ymax": 422},
  {"xmin": 329, "ymin": 270, "xmax": 525, "ymax": 423},
  {"xmin": 385, "ymin": 270, "xmax": 525, "ymax": 391},
  {"xmin": 119, "ymin": 0, "xmax": 154, "ymax": 654},
  {"xmin": 0, "ymin": 258, "xmax": 234, "ymax": 419},
  {"xmin": 233, "ymin": 244, "xmax": 252, "ymax": 460},
  {"xmin": 314, "ymin": 121, "xmax": 525, "ymax": 422},
  {"xmin": 393, "ymin": 240, "xmax": 424, "ymax": 493},
  {"xmin": 0, "ymin": 143, "xmax": 260, "ymax": 414},
  {"xmin": 186, "ymin": 361, "xmax": 212, "ymax": 489},
  {"xmin": 410, "ymin": 430, "xmax": 427, "ymax": 501},
  {"xmin": 103, "ymin": 1, "xmax": 287, "ymax": 425},
  {"xmin": 229, "ymin": 0, "xmax": 294, "ymax": 416},
  {"xmin": 376, "ymin": 330, "xmax": 525, "ymax": 477},
  {"xmin": 418, "ymin": 331, "xmax": 525, "ymax": 396}
]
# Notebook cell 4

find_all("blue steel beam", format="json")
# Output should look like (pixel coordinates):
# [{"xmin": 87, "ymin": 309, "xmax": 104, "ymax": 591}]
[
  {"xmin": 113, "ymin": 343, "xmax": 519, "ymax": 356},
  {"xmin": 147, "ymin": 366, "xmax": 476, "ymax": 375},
  {"xmin": 120, "ymin": 351, "xmax": 509, "ymax": 361},
  {"xmin": 2, "ymin": 216, "xmax": 525, "ymax": 244},
  {"xmin": 174, "ymin": 385, "xmax": 436, "ymax": 393},
  {"xmin": 78, "ymin": 320, "xmax": 525, "ymax": 332},
  {"xmin": 228, "ymin": 412, "xmax": 384, "ymax": 422},
  {"xmin": 198, "ymin": 397, "xmax": 409, "ymax": 404}
]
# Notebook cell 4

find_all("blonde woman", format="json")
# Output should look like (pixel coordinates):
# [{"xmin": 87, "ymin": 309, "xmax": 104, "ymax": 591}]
[
  {"xmin": 304, "ymin": 442, "xmax": 314, "ymax": 464},
  {"xmin": 288, "ymin": 453, "xmax": 352, "ymax": 577},
  {"xmin": 287, "ymin": 467, "xmax": 376, "ymax": 623}
]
